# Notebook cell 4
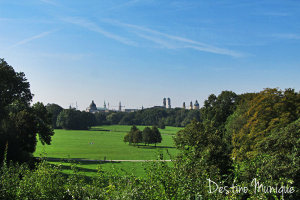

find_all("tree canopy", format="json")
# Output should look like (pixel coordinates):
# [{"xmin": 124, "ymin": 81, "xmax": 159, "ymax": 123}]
[
  {"xmin": 46, "ymin": 103, "xmax": 63, "ymax": 129},
  {"xmin": 0, "ymin": 59, "xmax": 54, "ymax": 163},
  {"xmin": 124, "ymin": 126, "xmax": 162, "ymax": 146},
  {"xmin": 56, "ymin": 109, "xmax": 96, "ymax": 130}
]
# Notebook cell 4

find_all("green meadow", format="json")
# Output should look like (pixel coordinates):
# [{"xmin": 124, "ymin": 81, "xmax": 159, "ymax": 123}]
[{"xmin": 34, "ymin": 125, "xmax": 182, "ymax": 177}]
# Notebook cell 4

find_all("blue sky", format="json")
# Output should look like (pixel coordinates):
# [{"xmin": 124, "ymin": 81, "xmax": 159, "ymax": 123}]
[{"xmin": 1, "ymin": 0, "xmax": 299, "ymax": 110}]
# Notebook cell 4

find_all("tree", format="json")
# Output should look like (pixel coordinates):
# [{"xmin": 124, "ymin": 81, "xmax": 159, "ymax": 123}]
[
  {"xmin": 56, "ymin": 109, "xmax": 95, "ymax": 130},
  {"xmin": 151, "ymin": 126, "xmax": 162, "ymax": 147},
  {"xmin": 0, "ymin": 59, "xmax": 32, "ymax": 119},
  {"xmin": 132, "ymin": 129, "xmax": 143, "ymax": 146},
  {"xmin": 46, "ymin": 103, "xmax": 63, "ymax": 129},
  {"xmin": 231, "ymin": 88, "xmax": 300, "ymax": 161},
  {"xmin": 256, "ymin": 119, "xmax": 300, "ymax": 182},
  {"xmin": 81, "ymin": 111, "xmax": 96, "ymax": 128},
  {"xmin": 107, "ymin": 112, "xmax": 124, "ymax": 125},
  {"xmin": 181, "ymin": 110, "xmax": 201, "ymax": 127},
  {"xmin": 225, "ymin": 89, "xmax": 300, "ymax": 198},
  {"xmin": 142, "ymin": 127, "xmax": 152, "ymax": 145},
  {"xmin": 174, "ymin": 120, "xmax": 232, "ymax": 181},
  {"xmin": 94, "ymin": 112, "xmax": 108, "ymax": 125},
  {"xmin": 0, "ymin": 59, "xmax": 54, "ymax": 163},
  {"xmin": 201, "ymin": 91, "xmax": 238, "ymax": 129},
  {"xmin": 124, "ymin": 125, "xmax": 142, "ymax": 146},
  {"xmin": 158, "ymin": 120, "xmax": 165, "ymax": 129}
]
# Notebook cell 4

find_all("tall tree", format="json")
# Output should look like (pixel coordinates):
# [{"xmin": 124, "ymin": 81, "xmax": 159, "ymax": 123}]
[
  {"xmin": 0, "ymin": 59, "xmax": 54, "ymax": 163},
  {"xmin": 230, "ymin": 88, "xmax": 300, "ymax": 161},
  {"xmin": 46, "ymin": 103, "xmax": 63, "ymax": 128},
  {"xmin": 142, "ymin": 127, "xmax": 152, "ymax": 145},
  {"xmin": 124, "ymin": 125, "xmax": 142, "ymax": 146},
  {"xmin": 151, "ymin": 126, "xmax": 162, "ymax": 147},
  {"xmin": 56, "ymin": 109, "xmax": 95, "ymax": 130}
]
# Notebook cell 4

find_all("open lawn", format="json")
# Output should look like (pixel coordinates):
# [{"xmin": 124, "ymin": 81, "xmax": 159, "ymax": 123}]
[{"xmin": 34, "ymin": 125, "xmax": 182, "ymax": 177}]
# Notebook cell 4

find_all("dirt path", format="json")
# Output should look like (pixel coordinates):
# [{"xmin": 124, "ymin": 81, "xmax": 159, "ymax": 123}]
[{"xmin": 44, "ymin": 158, "xmax": 172, "ymax": 162}]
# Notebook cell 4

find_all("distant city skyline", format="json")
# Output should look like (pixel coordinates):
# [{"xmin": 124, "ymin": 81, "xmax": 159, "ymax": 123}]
[{"xmin": 1, "ymin": 0, "xmax": 299, "ymax": 110}]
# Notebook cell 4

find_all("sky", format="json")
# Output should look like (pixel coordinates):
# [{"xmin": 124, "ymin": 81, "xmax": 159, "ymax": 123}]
[{"xmin": 0, "ymin": 0, "xmax": 300, "ymax": 110}]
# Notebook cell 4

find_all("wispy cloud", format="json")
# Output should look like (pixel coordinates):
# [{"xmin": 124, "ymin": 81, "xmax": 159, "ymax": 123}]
[
  {"xmin": 10, "ymin": 30, "xmax": 56, "ymax": 48},
  {"xmin": 104, "ymin": 19, "xmax": 244, "ymax": 57},
  {"xmin": 62, "ymin": 17, "xmax": 137, "ymax": 46},
  {"xmin": 134, "ymin": 32, "xmax": 178, "ymax": 49},
  {"xmin": 273, "ymin": 33, "xmax": 300, "ymax": 40}
]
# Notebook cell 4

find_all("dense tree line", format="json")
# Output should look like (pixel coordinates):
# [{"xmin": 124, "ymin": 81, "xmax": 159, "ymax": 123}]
[
  {"xmin": 123, "ymin": 125, "xmax": 162, "ymax": 146},
  {"xmin": 51, "ymin": 107, "xmax": 201, "ymax": 130},
  {"xmin": 46, "ymin": 102, "xmax": 201, "ymax": 130},
  {"xmin": 56, "ymin": 109, "xmax": 96, "ymax": 130},
  {"xmin": 117, "ymin": 107, "xmax": 200, "ymax": 127},
  {"xmin": 45, "ymin": 103, "xmax": 63, "ymax": 129},
  {"xmin": 0, "ymin": 59, "xmax": 53, "ymax": 164}
]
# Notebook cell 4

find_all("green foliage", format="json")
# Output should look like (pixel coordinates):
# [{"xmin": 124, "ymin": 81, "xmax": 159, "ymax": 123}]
[
  {"xmin": 158, "ymin": 120, "xmax": 165, "ymax": 129},
  {"xmin": 55, "ymin": 104, "xmax": 201, "ymax": 129},
  {"xmin": 225, "ymin": 88, "xmax": 300, "ymax": 199},
  {"xmin": 151, "ymin": 126, "xmax": 162, "ymax": 146},
  {"xmin": 94, "ymin": 112, "xmax": 109, "ymax": 125},
  {"xmin": 0, "ymin": 59, "xmax": 54, "ymax": 163},
  {"xmin": 46, "ymin": 103, "xmax": 63, "ymax": 129},
  {"xmin": 56, "ymin": 109, "xmax": 96, "ymax": 130},
  {"xmin": 201, "ymin": 90, "xmax": 238, "ymax": 129},
  {"xmin": 230, "ymin": 88, "xmax": 300, "ymax": 160},
  {"xmin": 124, "ymin": 126, "xmax": 163, "ymax": 147},
  {"xmin": 0, "ymin": 59, "xmax": 32, "ymax": 117},
  {"xmin": 107, "ymin": 112, "xmax": 125, "ymax": 125},
  {"xmin": 124, "ymin": 125, "xmax": 143, "ymax": 145},
  {"xmin": 142, "ymin": 127, "xmax": 152, "ymax": 145},
  {"xmin": 174, "ymin": 121, "xmax": 232, "ymax": 177}
]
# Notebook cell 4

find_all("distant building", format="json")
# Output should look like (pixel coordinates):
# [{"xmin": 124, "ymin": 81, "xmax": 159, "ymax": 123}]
[
  {"xmin": 167, "ymin": 98, "xmax": 171, "ymax": 108},
  {"xmin": 119, "ymin": 102, "xmax": 122, "ymax": 111},
  {"xmin": 194, "ymin": 100, "xmax": 199, "ymax": 110},
  {"xmin": 190, "ymin": 101, "xmax": 193, "ymax": 110},
  {"xmin": 86, "ymin": 100, "xmax": 109, "ymax": 113},
  {"xmin": 86, "ymin": 100, "xmax": 98, "ymax": 113},
  {"xmin": 163, "ymin": 98, "xmax": 166, "ymax": 108},
  {"xmin": 183, "ymin": 102, "xmax": 186, "ymax": 109}
]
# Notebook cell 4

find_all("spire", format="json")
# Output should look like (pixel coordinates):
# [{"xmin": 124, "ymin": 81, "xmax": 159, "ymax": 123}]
[
  {"xmin": 119, "ymin": 101, "xmax": 122, "ymax": 111},
  {"xmin": 194, "ymin": 100, "xmax": 199, "ymax": 110}
]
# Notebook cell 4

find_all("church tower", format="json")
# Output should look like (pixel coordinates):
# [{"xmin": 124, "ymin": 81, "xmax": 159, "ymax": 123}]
[
  {"xmin": 163, "ymin": 98, "xmax": 166, "ymax": 108},
  {"xmin": 190, "ymin": 101, "xmax": 193, "ymax": 110},
  {"xmin": 183, "ymin": 102, "xmax": 186, "ymax": 109},
  {"xmin": 167, "ymin": 98, "xmax": 171, "ymax": 108},
  {"xmin": 194, "ymin": 100, "xmax": 199, "ymax": 110}
]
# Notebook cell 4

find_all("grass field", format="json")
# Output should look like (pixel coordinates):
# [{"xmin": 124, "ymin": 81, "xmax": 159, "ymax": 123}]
[{"xmin": 34, "ymin": 125, "xmax": 182, "ymax": 177}]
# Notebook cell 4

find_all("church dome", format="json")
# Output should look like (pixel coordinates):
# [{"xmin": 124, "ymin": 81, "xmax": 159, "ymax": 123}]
[
  {"xmin": 194, "ymin": 100, "xmax": 199, "ymax": 106},
  {"xmin": 89, "ymin": 100, "xmax": 97, "ymax": 110}
]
